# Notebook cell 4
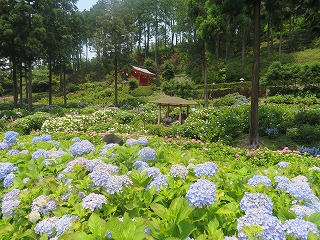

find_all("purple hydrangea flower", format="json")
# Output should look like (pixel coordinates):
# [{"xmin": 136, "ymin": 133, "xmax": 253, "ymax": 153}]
[
  {"xmin": 63, "ymin": 157, "xmax": 102, "ymax": 173},
  {"xmin": 283, "ymin": 219, "xmax": 319, "ymax": 240},
  {"xmin": 2, "ymin": 189, "xmax": 20, "ymax": 202},
  {"xmin": 224, "ymin": 237, "xmax": 238, "ymax": 240},
  {"xmin": 237, "ymin": 209, "xmax": 285, "ymax": 240},
  {"xmin": 105, "ymin": 175, "xmax": 133, "ymax": 194},
  {"xmin": 69, "ymin": 140, "xmax": 95, "ymax": 156},
  {"xmin": 239, "ymin": 192, "xmax": 273, "ymax": 215},
  {"xmin": 82, "ymin": 193, "xmax": 106, "ymax": 211},
  {"xmin": 138, "ymin": 147, "xmax": 156, "ymax": 161},
  {"xmin": 309, "ymin": 166, "xmax": 320, "ymax": 171},
  {"xmin": 186, "ymin": 179, "xmax": 216, "ymax": 208},
  {"xmin": 247, "ymin": 175, "xmax": 272, "ymax": 188},
  {"xmin": 170, "ymin": 164, "xmax": 188, "ymax": 179}
]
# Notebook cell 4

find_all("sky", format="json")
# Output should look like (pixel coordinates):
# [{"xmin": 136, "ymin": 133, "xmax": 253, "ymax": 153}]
[{"xmin": 76, "ymin": 0, "xmax": 97, "ymax": 11}]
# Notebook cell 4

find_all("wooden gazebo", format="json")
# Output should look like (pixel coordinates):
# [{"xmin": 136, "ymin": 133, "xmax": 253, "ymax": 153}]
[{"xmin": 151, "ymin": 95, "xmax": 198, "ymax": 124}]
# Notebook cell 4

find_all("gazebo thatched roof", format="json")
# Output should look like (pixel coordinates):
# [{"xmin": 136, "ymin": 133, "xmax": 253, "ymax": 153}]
[
  {"xmin": 150, "ymin": 95, "xmax": 198, "ymax": 124},
  {"xmin": 150, "ymin": 95, "xmax": 197, "ymax": 106}
]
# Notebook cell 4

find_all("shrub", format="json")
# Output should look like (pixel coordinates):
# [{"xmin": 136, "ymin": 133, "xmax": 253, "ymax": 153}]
[
  {"xmin": 131, "ymin": 86, "xmax": 153, "ymax": 97},
  {"xmin": 9, "ymin": 112, "xmax": 51, "ymax": 135},
  {"xmin": 289, "ymin": 124, "xmax": 320, "ymax": 145},
  {"xmin": 0, "ymin": 103, "xmax": 14, "ymax": 110},
  {"xmin": 161, "ymin": 60, "xmax": 175, "ymax": 80},
  {"xmin": 212, "ymin": 93, "xmax": 248, "ymax": 106},
  {"xmin": 0, "ymin": 119, "xmax": 7, "ymax": 130},
  {"xmin": 294, "ymin": 109, "xmax": 320, "ymax": 126}
]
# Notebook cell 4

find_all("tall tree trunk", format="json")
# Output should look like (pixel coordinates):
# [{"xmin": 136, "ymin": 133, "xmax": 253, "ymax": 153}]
[
  {"xmin": 249, "ymin": 0, "xmax": 260, "ymax": 148},
  {"xmin": 63, "ymin": 64, "xmax": 67, "ymax": 108},
  {"xmin": 48, "ymin": 59, "xmax": 52, "ymax": 105},
  {"xmin": 279, "ymin": 20, "xmax": 283, "ymax": 55},
  {"xmin": 19, "ymin": 61, "xmax": 23, "ymax": 106},
  {"xmin": 27, "ymin": 61, "xmax": 33, "ymax": 112},
  {"xmin": 25, "ymin": 65, "xmax": 28, "ymax": 100},
  {"xmin": 114, "ymin": 49, "xmax": 118, "ymax": 107},
  {"xmin": 59, "ymin": 66, "xmax": 63, "ymax": 92},
  {"xmin": 242, "ymin": 29, "xmax": 246, "ymax": 64},
  {"xmin": 267, "ymin": 22, "xmax": 271, "ymax": 57},
  {"xmin": 203, "ymin": 42, "xmax": 208, "ymax": 108},
  {"xmin": 12, "ymin": 57, "xmax": 18, "ymax": 108}
]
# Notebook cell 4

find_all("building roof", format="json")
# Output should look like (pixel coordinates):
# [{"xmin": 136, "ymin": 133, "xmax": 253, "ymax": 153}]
[
  {"xmin": 150, "ymin": 95, "xmax": 197, "ymax": 106},
  {"xmin": 132, "ymin": 65, "xmax": 156, "ymax": 76}
]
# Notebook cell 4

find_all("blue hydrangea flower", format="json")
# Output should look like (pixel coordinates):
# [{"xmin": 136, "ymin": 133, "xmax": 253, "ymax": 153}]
[
  {"xmin": 41, "ymin": 134, "xmax": 52, "ymax": 141},
  {"xmin": 276, "ymin": 175, "xmax": 317, "ymax": 202},
  {"xmin": 170, "ymin": 164, "xmax": 188, "ymax": 179},
  {"xmin": 0, "ymin": 163, "xmax": 17, "ymax": 180},
  {"xmin": 91, "ymin": 162, "xmax": 119, "ymax": 174},
  {"xmin": 31, "ymin": 195, "xmax": 58, "ymax": 214},
  {"xmin": 194, "ymin": 162, "xmax": 218, "ymax": 178},
  {"xmin": 278, "ymin": 161, "xmax": 291, "ymax": 170},
  {"xmin": 133, "ymin": 161, "xmax": 149, "ymax": 171},
  {"xmin": 1, "ymin": 199, "xmax": 21, "ymax": 217},
  {"xmin": 69, "ymin": 140, "xmax": 95, "ymax": 156},
  {"xmin": 126, "ymin": 138, "xmax": 138, "ymax": 146},
  {"xmin": 185, "ymin": 238, "xmax": 194, "ymax": 240},
  {"xmin": 137, "ymin": 137, "xmax": 148, "ymax": 146},
  {"xmin": 32, "ymin": 149, "xmax": 48, "ymax": 160},
  {"xmin": 63, "ymin": 157, "xmax": 102, "ymax": 173},
  {"xmin": 142, "ymin": 167, "xmax": 162, "ymax": 178},
  {"xmin": 237, "ymin": 209, "xmax": 285, "ymax": 240},
  {"xmin": 3, "ymin": 173, "xmax": 15, "ymax": 188},
  {"xmin": 32, "ymin": 137, "xmax": 42, "ymax": 144},
  {"xmin": 283, "ymin": 219, "xmax": 319, "ymax": 240},
  {"xmin": 3, "ymin": 131, "xmax": 19, "ymax": 144},
  {"xmin": 290, "ymin": 205, "xmax": 316, "ymax": 219},
  {"xmin": 224, "ymin": 237, "xmax": 238, "ymax": 240},
  {"xmin": 34, "ymin": 216, "xmax": 59, "ymax": 237},
  {"xmin": 71, "ymin": 137, "xmax": 81, "ymax": 142},
  {"xmin": 0, "ymin": 163, "xmax": 18, "ymax": 180},
  {"xmin": 138, "ymin": 147, "xmax": 156, "ymax": 161},
  {"xmin": 0, "ymin": 142, "xmax": 11, "ymax": 150},
  {"xmin": 6, "ymin": 149, "xmax": 21, "ymax": 156},
  {"xmin": 247, "ymin": 175, "xmax": 272, "ymax": 188},
  {"xmin": 82, "ymin": 193, "xmax": 106, "ymax": 211},
  {"xmin": 55, "ymin": 215, "xmax": 79, "ymax": 237},
  {"xmin": 2, "ymin": 189, "xmax": 20, "ymax": 202},
  {"xmin": 146, "ymin": 174, "xmax": 168, "ymax": 192},
  {"xmin": 105, "ymin": 175, "xmax": 133, "ymax": 194},
  {"xmin": 309, "ymin": 166, "xmax": 320, "ymax": 171},
  {"xmin": 185, "ymin": 179, "xmax": 216, "ymax": 208},
  {"xmin": 106, "ymin": 230, "xmax": 112, "ymax": 238},
  {"xmin": 99, "ymin": 143, "xmax": 118, "ymax": 156},
  {"xmin": 239, "ymin": 192, "xmax": 273, "ymax": 215}
]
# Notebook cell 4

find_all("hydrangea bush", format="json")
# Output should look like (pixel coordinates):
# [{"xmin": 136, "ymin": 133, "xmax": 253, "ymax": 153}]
[{"xmin": 0, "ymin": 132, "xmax": 319, "ymax": 239}]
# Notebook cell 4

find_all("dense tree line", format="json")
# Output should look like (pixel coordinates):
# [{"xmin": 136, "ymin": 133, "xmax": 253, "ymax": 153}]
[{"xmin": 0, "ymin": 0, "xmax": 319, "ymax": 108}]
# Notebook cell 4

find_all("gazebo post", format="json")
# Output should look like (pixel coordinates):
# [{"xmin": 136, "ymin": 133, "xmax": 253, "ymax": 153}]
[
  {"xmin": 179, "ymin": 105, "xmax": 182, "ymax": 124},
  {"xmin": 166, "ymin": 105, "xmax": 170, "ymax": 117},
  {"xmin": 186, "ymin": 105, "xmax": 189, "ymax": 117},
  {"xmin": 158, "ymin": 104, "xmax": 162, "ymax": 124}
]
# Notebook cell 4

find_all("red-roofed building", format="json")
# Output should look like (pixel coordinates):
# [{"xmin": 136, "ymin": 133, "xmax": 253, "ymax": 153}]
[{"xmin": 120, "ymin": 66, "xmax": 156, "ymax": 86}]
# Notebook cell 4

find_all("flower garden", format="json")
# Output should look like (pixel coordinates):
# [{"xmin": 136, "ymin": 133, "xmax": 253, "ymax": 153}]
[
  {"xmin": 0, "ymin": 126, "xmax": 319, "ymax": 239},
  {"xmin": 0, "ymin": 88, "xmax": 320, "ymax": 239}
]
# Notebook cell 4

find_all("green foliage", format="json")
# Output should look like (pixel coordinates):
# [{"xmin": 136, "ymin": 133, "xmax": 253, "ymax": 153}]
[
  {"xmin": 130, "ymin": 86, "xmax": 153, "ymax": 97},
  {"xmin": 9, "ymin": 112, "xmax": 51, "ymax": 135},
  {"xmin": 288, "ymin": 124, "xmax": 320, "ymax": 145},
  {"xmin": 161, "ymin": 60, "xmax": 175, "ymax": 80},
  {"xmin": 162, "ymin": 79, "xmax": 195, "ymax": 98},
  {"xmin": 128, "ymin": 77, "xmax": 138, "ymax": 90},
  {"xmin": 294, "ymin": 109, "xmax": 320, "ymax": 126}
]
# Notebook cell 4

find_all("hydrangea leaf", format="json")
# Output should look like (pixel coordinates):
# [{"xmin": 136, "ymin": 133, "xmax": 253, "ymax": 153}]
[
  {"xmin": 277, "ymin": 208, "xmax": 296, "ymax": 222},
  {"xmin": 150, "ymin": 203, "xmax": 170, "ymax": 220},
  {"xmin": 308, "ymin": 213, "xmax": 320, "ymax": 227},
  {"xmin": 87, "ymin": 212, "xmax": 108, "ymax": 237},
  {"xmin": 178, "ymin": 220, "xmax": 196, "ymax": 239}
]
